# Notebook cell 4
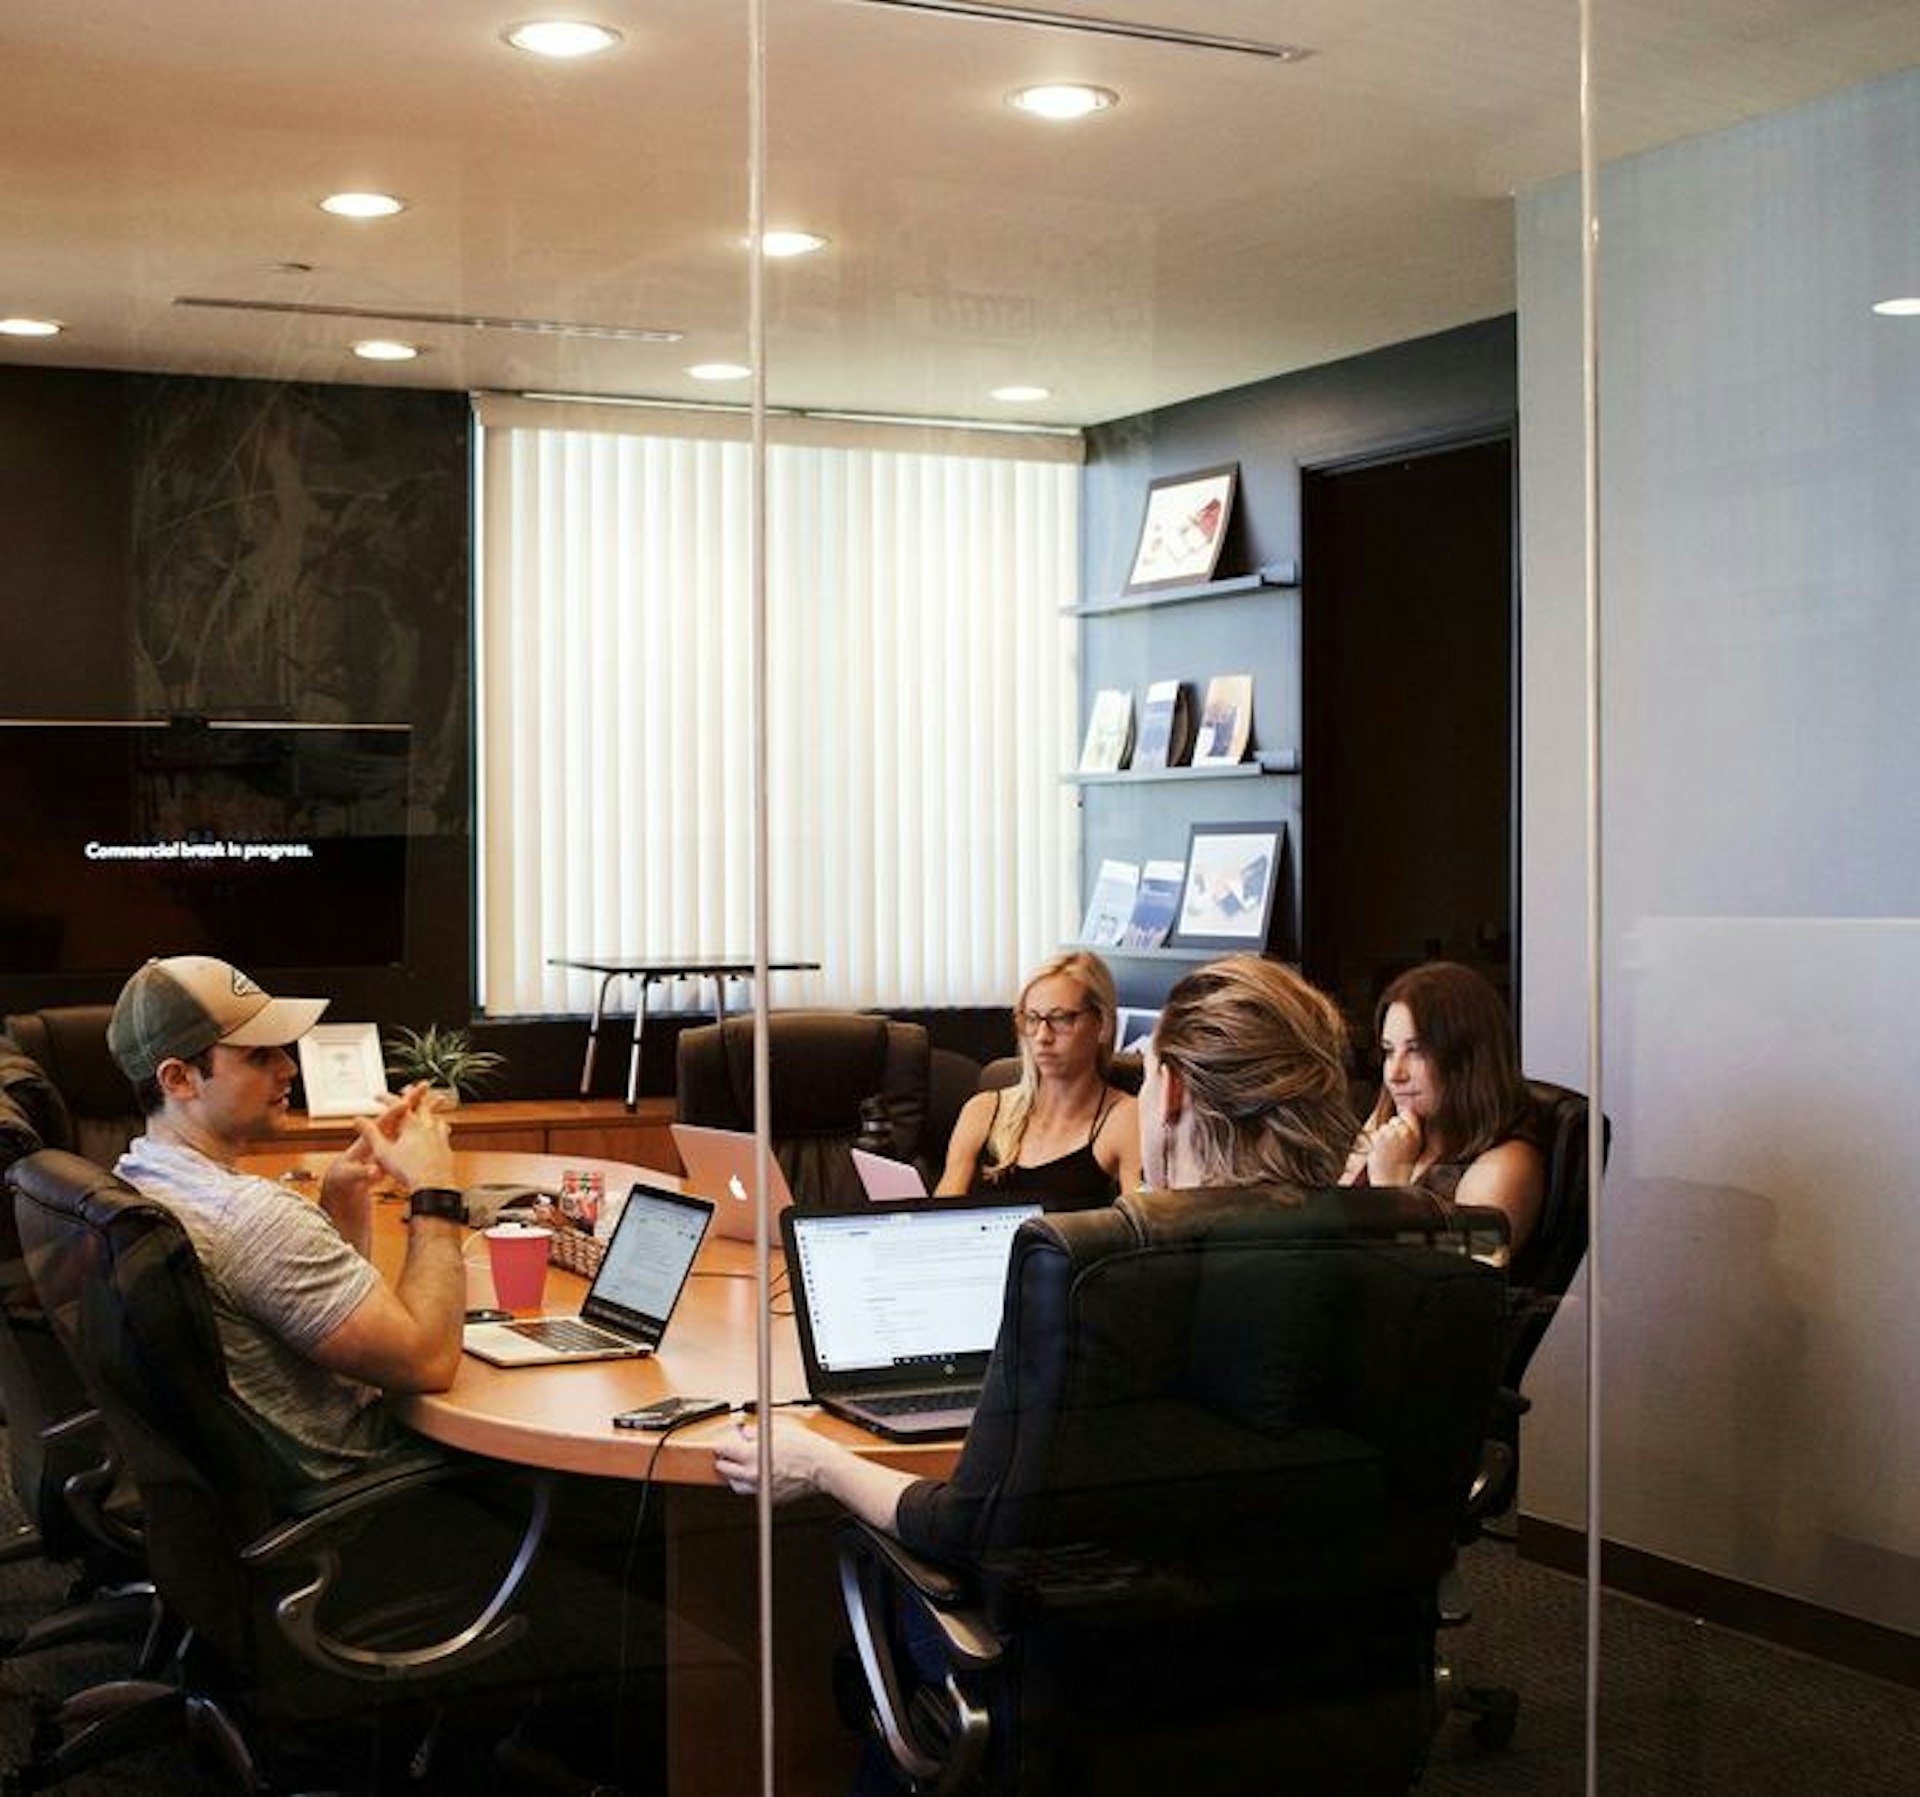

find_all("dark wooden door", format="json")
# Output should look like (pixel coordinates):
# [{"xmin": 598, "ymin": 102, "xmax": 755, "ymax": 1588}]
[{"xmin": 1301, "ymin": 435, "xmax": 1516, "ymax": 1033}]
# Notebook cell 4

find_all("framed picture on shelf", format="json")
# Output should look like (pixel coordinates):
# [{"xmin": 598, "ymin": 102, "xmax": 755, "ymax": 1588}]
[
  {"xmin": 296, "ymin": 1023, "xmax": 391, "ymax": 1119},
  {"xmin": 1125, "ymin": 464, "xmax": 1239, "ymax": 593},
  {"xmin": 1169, "ymin": 821, "xmax": 1285, "ymax": 952}
]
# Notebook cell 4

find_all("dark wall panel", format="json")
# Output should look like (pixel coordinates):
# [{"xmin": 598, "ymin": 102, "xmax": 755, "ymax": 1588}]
[
  {"xmin": 1080, "ymin": 317, "xmax": 1517, "ymax": 1019},
  {"xmin": 0, "ymin": 367, "xmax": 136, "ymax": 718},
  {"xmin": 1084, "ymin": 317, "xmax": 1517, "ymax": 596},
  {"xmin": 0, "ymin": 366, "xmax": 471, "ymax": 1032}
]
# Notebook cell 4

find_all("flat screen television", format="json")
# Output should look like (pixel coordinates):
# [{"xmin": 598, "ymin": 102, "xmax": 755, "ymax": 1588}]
[{"xmin": 0, "ymin": 719, "xmax": 412, "ymax": 975}]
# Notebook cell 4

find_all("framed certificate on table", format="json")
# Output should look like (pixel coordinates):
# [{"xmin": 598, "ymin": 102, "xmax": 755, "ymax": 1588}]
[{"xmin": 296, "ymin": 1023, "xmax": 390, "ymax": 1118}]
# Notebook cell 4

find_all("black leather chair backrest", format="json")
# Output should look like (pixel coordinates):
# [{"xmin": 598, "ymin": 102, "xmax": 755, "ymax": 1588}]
[
  {"xmin": 979, "ymin": 1050, "xmax": 1143, "ymax": 1096},
  {"xmin": 924, "ymin": 1045, "xmax": 982, "ymax": 1169},
  {"xmin": 1506, "ymin": 1079, "xmax": 1607, "ymax": 1381},
  {"xmin": 0, "ymin": 1045, "xmax": 112, "ymax": 1563},
  {"xmin": 10, "ymin": 1149, "xmax": 292, "ymax": 1669},
  {"xmin": 675, "ymin": 1010, "xmax": 931, "ymax": 1203},
  {"xmin": 3, "ymin": 1007, "xmax": 140, "ymax": 1168},
  {"xmin": 918, "ymin": 1184, "xmax": 1505, "ymax": 1578},
  {"xmin": 875, "ymin": 1184, "xmax": 1505, "ymax": 1793},
  {"xmin": 0, "ymin": 1034, "xmax": 77, "ymax": 1160}
]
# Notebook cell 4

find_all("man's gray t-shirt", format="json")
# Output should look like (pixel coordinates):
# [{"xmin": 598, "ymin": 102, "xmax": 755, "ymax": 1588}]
[{"xmin": 116, "ymin": 1134, "xmax": 394, "ymax": 1483}]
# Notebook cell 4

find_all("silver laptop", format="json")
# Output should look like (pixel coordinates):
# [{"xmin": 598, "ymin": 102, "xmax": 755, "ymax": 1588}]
[
  {"xmin": 782, "ymin": 1198, "xmax": 1041, "ymax": 1438},
  {"xmin": 670, "ymin": 1122, "xmax": 796, "ymax": 1241},
  {"xmin": 849, "ymin": 1147, "xmax": 928, "ymax": 1201},
  {"xmin": 463, "ymin": 1178, "xmax": 714, "ymax": 1368}
]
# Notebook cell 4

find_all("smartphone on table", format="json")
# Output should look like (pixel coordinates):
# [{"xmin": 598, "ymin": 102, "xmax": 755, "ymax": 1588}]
[{"xmin": 612, "ymin": 1397, "xmax": 729, "ymax": 1431}]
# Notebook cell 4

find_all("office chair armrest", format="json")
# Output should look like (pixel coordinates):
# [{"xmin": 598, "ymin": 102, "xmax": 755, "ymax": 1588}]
[
  {"xmin": 838, "ymin": 1521, "xmax": 999, "ymax": 1795},
  {"xmin": 46, "ymin": 1407, "xmax": 146, "ymax": 1559},
  {"xmin": 38, "ymin": 1405, "xmax": 104, "ymax": 1447},
  {"xmin": 242, "ymin": 1459, "xmax": 552, "ymax": 1682},
  {"xmin": 268, "ymin": 1445, "xmax": 457, "ymax": 1522},
  {"xmin": 853, "ymin": 1525, "xmax": 967, "ymax": 1609},
  {"xmin": 1449, "ymin": 1201, "xmax": 1512, "ymax": 1263},
  {"xmin": 1461, "ymin": 1387, "xmax": 1532, "ymax": 1534},
  {"xmin": 847, "ymin": 1523, "xmax": 1001, "ymax": 1665}
]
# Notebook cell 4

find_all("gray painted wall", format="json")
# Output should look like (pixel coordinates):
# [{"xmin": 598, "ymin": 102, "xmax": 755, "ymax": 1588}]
[{"xmin": 1518, "ymin": 69, "xmax": 1920, "ymax": 1634}]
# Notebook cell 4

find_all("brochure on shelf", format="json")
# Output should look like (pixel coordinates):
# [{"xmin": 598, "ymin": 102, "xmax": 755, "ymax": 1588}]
[
  {"xmin": 1077, "ymin": 688, "xmax": 1136, "ymax": 772},
  {"xmin": 1192, "ymin": 673, "xmax": 1254, "ymax": 766},
  {"xmin": 1122, "ymin": 858, "xmax": 1186, "ymax": 948},
  {"xmin": 1133, "ymin": 679, "xmax": 1194, "ymax": 770},
  {"xmin": 1078, "ymin": 858, "xmax": 1140, "ymax": 947}
]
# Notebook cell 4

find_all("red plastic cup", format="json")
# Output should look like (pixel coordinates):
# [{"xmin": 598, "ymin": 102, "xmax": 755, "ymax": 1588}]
[{"xmin": 485, "ymin": 1224, "xmax": 552, "ymax": 1312}]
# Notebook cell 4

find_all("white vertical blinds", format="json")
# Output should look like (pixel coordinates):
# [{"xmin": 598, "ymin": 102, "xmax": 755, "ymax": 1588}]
[{"xmin": 477, "ymin": 412, "xmax": 1081, "ymax": 1017}]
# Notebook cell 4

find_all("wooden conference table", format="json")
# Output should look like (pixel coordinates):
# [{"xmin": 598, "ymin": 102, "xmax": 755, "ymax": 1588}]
[{"xmin": 241, "ymin": 1146, "xmax": 953, "ymax": 1797}]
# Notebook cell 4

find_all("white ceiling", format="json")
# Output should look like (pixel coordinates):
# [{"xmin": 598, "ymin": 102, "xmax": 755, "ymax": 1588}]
[{"xmin": 4, "ymin": 0, "xmax": 1917, "ymax": 426}]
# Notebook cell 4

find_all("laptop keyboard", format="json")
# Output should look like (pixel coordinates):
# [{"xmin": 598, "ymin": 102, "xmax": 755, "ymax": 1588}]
[
  {"xmin": 858, "ymin": 1389, "xmax": 978, "ymax": 1417},
  {"xmin": 506, "ymin": 1317, "xmax": 628, "ymax": 1352}
]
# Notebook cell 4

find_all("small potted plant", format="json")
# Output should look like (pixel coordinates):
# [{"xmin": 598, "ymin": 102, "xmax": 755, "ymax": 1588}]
[{"xmin": 382, "ymin": 1024, "xmax": 505, "ymax": 1107}]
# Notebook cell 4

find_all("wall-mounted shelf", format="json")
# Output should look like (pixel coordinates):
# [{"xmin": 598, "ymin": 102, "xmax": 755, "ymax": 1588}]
[
  {"xmin": 1071, "ymin": 551, "xmax": 1303, "ymax": 1006},
  {"xmin": 1066, "ymin": 561, "xmax": 1299, "ymax": 621},
  {"xmin": 1065, "ymin": 751, "xmax": 1299, "ymax": 787}
]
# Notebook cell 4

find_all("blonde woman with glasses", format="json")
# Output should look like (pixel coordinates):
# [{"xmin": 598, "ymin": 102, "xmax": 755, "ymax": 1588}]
[{"xmin": 935, "ymin": 949, "xmax": 1141, "ymax": 1206}]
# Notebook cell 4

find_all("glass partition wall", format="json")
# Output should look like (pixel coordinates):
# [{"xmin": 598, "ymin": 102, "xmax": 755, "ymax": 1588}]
[
  {"xmin": 1564, "ymin": 4, "xmax": 1920, "ymax": 1790},
  {"xmin": 753, "ymin": 0, "xmax": 1918, "ymax": 1790},
  {"xmin": 7, "ymin": 0, "xmax": 1916, "ymax": 1790},
  {"xmin": 753, "ymin": 3, "xmax": 1591, "ymax": 1794}
]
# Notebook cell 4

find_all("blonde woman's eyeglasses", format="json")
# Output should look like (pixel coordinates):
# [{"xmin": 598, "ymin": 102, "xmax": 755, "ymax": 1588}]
[{"xmin": 1016, "ymin": 1007, "xmax": 1087, "ymax": 1037}]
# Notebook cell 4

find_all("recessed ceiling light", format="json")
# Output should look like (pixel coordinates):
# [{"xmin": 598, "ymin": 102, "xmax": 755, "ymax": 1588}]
[
  {"xmin": 503, "ymin": 19, "xmax": 624, "ymax": 59},
  {"xmin": 0, "ymin": 316, "xmax": 63, "ymax": 338},
  {"xmin": 760, "ymin": 230, "xmax": 828, "ymax": 259},
  {"xmin": 1872, "ymin": 296, "xmax": 1920, "ymax": 316},
  {"xmin": 990, "ymin": 384, "xmax": 1051, "ymax": 403},
  {"xmin": 1007, "ymin": 83, "xmax": 1118, "ymax": 121},
  {"xmin": 320, "ymin": 191, "xmax": 406, "ymax": 220},
  {"xmin": 352, "ymin": 338, "xmax": 420, "ymax": 362},
  {"xmin": 687, "ymin": 362, "xmax": 752, "ymax": 382}
]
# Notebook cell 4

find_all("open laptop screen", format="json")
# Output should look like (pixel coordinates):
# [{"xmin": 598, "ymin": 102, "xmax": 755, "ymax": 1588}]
[
  {"xmin": 584, "ymin": 1182, "xmax": 712, "ymax": 1336},
  {"xmin": 786, "ymin": 1201, "xmax": 1040, "ymax": 1378}
]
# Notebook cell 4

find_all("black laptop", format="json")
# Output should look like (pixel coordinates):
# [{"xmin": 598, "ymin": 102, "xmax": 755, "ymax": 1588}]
[
  {"xmin": 464, "ymin": 1177, "xmax": 714, "ymax": 1368},
  {"xmin": 781, "ymin": 1197, "xmax": 1042, "ymax": 1438}
]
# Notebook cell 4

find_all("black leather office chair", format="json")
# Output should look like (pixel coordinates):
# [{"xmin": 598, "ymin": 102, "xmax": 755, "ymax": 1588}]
[
  {"xmin": 924, "ymin": 1047, "xmax": 983, "ymax": 1174},
  {"xmin": 1441, "ymin": 1078, "xmax": 1606, "ymax": 1748},
  {"xmin": 675, "ymin": 1010, "xmax": 932, "ymax": 1202},
  {"xmin": 2, "ymin": 1006, "xmax": 142, "ymax": 1169},
  {"xmin": 0, "ymin": 1040, "xmax": 156, "ymax": 1662},
  {"xmin": 6, "ymin": 1148, "xmax": 554, "ymax": 1792},
  {"xmin": 835, "ymin": 1185, "xmax": 1506, "ymax": 1795},
  {"xmin": 976, "ymin": 1049, "xmax": 1142, "ymax": 1096}
]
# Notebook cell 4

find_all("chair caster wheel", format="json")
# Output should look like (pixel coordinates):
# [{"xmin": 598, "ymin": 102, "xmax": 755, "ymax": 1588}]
[{"xmin": 1470, "ymin": 1688, "xmax": 1520, "ymax": 1750}]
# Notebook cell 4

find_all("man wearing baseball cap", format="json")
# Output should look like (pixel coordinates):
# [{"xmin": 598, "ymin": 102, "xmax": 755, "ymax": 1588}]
[{"xmin": 109, "ymin": 955, "xmax": 470, "ymax": 1482}]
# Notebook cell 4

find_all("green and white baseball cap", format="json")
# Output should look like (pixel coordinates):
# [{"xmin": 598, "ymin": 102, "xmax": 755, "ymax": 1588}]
[{"xmin": 107, "ymin": 955, "xmax": 329, "ymax": 1085}]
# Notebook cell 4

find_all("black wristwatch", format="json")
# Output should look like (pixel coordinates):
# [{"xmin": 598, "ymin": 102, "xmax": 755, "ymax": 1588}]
[{"xmin": 404, "ymin": 1186, "xmax": 469, "ymax": 1226}]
